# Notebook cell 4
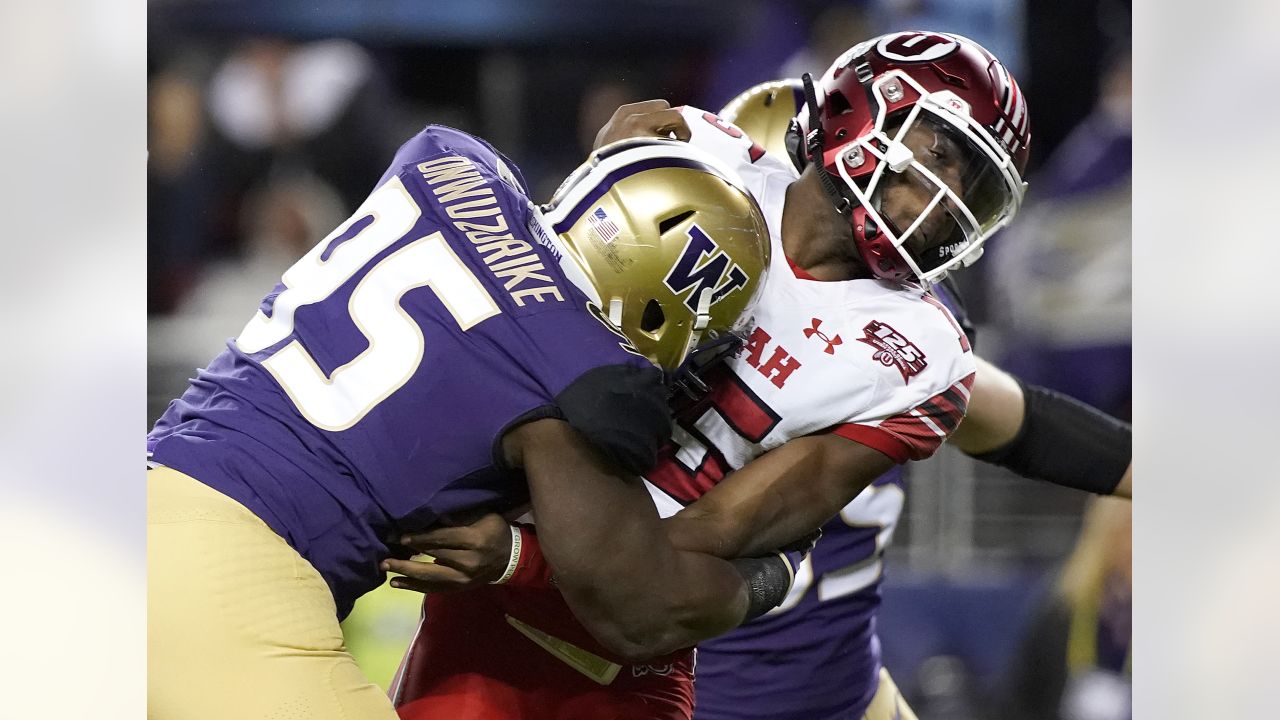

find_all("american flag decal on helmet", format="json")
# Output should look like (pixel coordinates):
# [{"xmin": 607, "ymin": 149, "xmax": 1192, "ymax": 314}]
[{"xmin": 587, "ymin": 207, "xmax": 621, "ymax": 243}]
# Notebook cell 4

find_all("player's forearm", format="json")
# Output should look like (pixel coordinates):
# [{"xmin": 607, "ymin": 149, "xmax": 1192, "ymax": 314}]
[
  {"xmin": 515, "ymin": 419, "xmax": 750, "ymax": 660},
  {"xmin": 556, "ymin": 542, "xmax": 751, "ymax": 661},
  {"xmin": 665, "ymin": 434, "xmax": 891, "ymax": 558},
  {"xmin": 666, "ymin": 482, "xmax": 834, "ymax": 559}
]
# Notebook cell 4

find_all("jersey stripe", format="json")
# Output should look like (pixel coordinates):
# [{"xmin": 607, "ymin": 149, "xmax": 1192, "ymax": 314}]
[
  {"xmin": 786, "ymin": 255, "xmax": 821, "ymax": 281},
  {"xmin": 647, "ymin": 440, "xmax": 733, "ymax": 504},
  {"xmin": 830, "ymin": 423, "xmax": 914, "ymax": 463},
  {"xmin": 706, "ymin": 365, "xmax": 781, "ymax": 443},
  {"xmin": 921, "ymin": 290, "xmax": 972, "ymax": 352},
  {"xmin": 829, "ymin": 372, "xmax": 976, "ymax": 462}
]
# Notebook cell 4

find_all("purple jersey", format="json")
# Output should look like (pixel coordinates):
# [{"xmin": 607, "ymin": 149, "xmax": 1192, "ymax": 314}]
[
  {"xmin": 149, "ymin": 126, "xmax": 658, "ymax": 618},
  {"xmin": 693, "ymin": 469, "xmax": 905, "ymax": 720}
]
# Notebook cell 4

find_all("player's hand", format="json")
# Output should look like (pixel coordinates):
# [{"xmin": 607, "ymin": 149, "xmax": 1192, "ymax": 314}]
[
  {"xmin": 779, "ymin": 527, "xmax": 822, "ymax": 558},
  {"xmin": 381, "ymin": 513, "xmax": 513, "ymax": 593},
  {"xmin": 593, "ymin": 99, "xmax": 692, "ymax": 150}
]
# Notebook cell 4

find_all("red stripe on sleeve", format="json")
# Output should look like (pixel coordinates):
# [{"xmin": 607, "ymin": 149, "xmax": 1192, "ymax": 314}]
[
  {"xmin": 930, "ymin": 373, "xmax": 974, "ymax": 427},
  {"xmin": 830, "ymin": 423, "xmax": 913, "ymax": 464},
  {"xmin": 833, "ymin": 372, "xmax": 976, "ymax": 462}
]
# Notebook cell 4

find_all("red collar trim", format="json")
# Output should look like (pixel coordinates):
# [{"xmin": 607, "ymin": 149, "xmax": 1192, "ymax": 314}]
[{"xmin": 786, "ymin": 255, "xmax": 822, "ymax": 281}]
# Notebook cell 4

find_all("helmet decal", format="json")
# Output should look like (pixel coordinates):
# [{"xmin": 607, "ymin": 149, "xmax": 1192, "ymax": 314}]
[
  {"xmin": 544, "ymin": 138, "xmax": 770, "ymax": 372},
  {"xmin": 876, "ymin": 32, "xmax": 960, "ymax": 63},
  {"xmin": 549, "ymin": 156, "xmax": 722, "ymax": 235},
  {"xmin": 783, "ymin": 32, "xmax": 1030, "ymax": 284},
  {"xmin": 664, "ymin": 225, "xmax": 751, "ymax": 311},
  {"xmin": 586, "ymin": 207, "xmax": 622, "ymax": 243}
]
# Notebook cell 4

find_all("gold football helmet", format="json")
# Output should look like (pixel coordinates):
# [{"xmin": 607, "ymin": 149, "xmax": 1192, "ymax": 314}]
[
  {"xmin": 718, "ymin": 79, "xmax": 804, "ymax": 164},
  {"xmin": 541, "ymin": 138, "xmax": 770, "ymax": 372}
]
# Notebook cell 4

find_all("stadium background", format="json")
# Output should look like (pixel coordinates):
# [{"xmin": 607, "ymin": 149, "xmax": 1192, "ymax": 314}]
[{"xmin": 146, "ymin": 0, "xmax": 1131, "ymax": 716}]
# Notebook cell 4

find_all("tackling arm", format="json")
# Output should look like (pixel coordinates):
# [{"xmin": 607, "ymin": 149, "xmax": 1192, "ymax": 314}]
[
  {"xmin": 951, "ymin": 357, "xmax": 1132, "ymax": 498},
  {"xmin": 663, "ymin": 432, "xmax": 896, "ymax": 559},
  {"xmin": 506, "ymin": 418, "xmax": 760, "ymax": 661}
]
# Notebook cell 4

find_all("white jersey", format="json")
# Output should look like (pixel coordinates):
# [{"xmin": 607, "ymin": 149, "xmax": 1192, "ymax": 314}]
[{"xmin": 644, "ymin": 107, "xmax": 977, "ymax": 515}]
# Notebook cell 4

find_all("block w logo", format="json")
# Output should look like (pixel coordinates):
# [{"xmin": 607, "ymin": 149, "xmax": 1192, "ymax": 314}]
[{"xmin": 664, "ymin": 225, "xmax": 750, "ymax": 311}]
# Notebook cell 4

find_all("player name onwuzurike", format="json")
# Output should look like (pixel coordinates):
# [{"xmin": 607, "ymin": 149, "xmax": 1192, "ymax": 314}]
[{"xmin": 419, "ymin": 154, "xmax": 564, "ymax": 307}]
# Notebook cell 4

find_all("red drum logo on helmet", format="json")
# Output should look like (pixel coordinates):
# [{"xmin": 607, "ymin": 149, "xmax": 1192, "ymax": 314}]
[{"xmin": 876, "ymin": 32, "xmax": 959, "ymax": 63}]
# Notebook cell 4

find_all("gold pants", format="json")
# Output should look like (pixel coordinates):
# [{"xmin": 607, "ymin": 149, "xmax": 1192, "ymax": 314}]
[
  {"xmin": 147, "ymin": 466, "xmax": 397, "ymax": 720},
  {"xmin": 862, "ymin": 668, "xmax": 919, "ymax": 720}
]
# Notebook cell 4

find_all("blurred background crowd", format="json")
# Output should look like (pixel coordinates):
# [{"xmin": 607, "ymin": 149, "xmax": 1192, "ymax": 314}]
[{"xmin": 147, "ymin": 1, "xmax": 1131, "ymax": 717}]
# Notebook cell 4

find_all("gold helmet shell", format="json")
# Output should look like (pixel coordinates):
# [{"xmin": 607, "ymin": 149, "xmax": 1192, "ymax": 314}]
[
  {"xmin": 718, "ymin": 79, "xmax": 805, "ymax": 163},
  {"xmin": 542, "ymin": 138, "xmax": 770, "ymax": 372}
]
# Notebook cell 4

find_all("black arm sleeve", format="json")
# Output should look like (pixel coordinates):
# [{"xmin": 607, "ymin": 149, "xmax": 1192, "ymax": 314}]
[
  {"xmin": 555, "ymin": 364, "xmax": 671, "ymax": 477},
  {"xmin": 967, "ymin": 378, "xmax": 1131, "ymax": 495}
]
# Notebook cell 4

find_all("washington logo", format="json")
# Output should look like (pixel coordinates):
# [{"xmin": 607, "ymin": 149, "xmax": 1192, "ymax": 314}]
[{"xmin": 663, "ymin": 225, "xmax": 750, "ymax": 311}]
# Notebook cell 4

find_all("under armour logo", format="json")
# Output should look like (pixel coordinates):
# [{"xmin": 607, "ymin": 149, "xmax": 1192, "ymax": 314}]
[{"xmin": 803, "ymin": 318, "xmax": 842, "ymax": 355}]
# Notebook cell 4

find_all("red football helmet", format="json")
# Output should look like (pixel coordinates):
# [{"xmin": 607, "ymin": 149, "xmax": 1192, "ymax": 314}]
[{"xmin": 787, "ymin": 31, "xmax": 1030, "ymax": 283}]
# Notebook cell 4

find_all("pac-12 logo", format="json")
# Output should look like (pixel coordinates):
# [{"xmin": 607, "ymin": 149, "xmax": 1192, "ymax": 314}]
[
  {"xmin": 857, "ymin": 320, "xmax": 928, "ymax": 383},
  {"xmin": 664, "ymin": 225, "xmax": 750, "ymax": 311},
  {"xmin": 876, "ymin": 32, "xmax": 959, "ymax": 63}
]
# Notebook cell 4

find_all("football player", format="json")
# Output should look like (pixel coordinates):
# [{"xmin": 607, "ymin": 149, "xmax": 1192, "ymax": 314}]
[
  {"xmin": 388, "ymin": 31, "xmax": 1128, "ymax": 720},
  {"xmin": 682, "ymin": 76, "xmax": 1131, "ymax": 720},
  {"xmin": 147, "ymin": 126, "xmax": 785, "ymax": 720}
]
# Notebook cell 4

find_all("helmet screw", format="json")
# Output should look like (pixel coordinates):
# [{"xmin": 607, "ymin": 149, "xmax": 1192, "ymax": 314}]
[
  {"xmin": 884, "ymin": 79, "xmax": 904, "ymax": 102},
  {"xmin": 835, "ymin": 128, "xmax": 848, "ymax": 140},
  {"xmin": 845, "ymin": 146, "xmax": 865, "ymax": 168}
]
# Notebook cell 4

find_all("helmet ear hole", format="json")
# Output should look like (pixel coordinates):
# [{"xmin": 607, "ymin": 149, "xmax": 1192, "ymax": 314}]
[
  {"xmin": 658, "ymin": 210, "xmax": 696, "ymax": 236},
  {"xmin": 640, "ymin": 299, "xmax": 666, "ymax": 332},
  {"xmin": 828, "ymin": 90, "xmax": 853, "ymax": 116}
]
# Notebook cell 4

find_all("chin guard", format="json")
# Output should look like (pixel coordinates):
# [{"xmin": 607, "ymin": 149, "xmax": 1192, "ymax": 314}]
[{"xmin": 668, "ymin": 331, "xmax": 745, "ymax": 400}]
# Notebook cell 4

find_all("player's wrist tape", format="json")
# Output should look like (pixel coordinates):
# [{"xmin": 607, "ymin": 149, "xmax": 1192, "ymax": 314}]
[
  {"xmin": 732, "ymin": 552, "xmax": 797, "ymax": 622},
  {"xmin": 490, "ymin": 524, "xmax": 524, "ymax": 585},
  {"xmin": 966, "ymin": 379, "xmax": 1131, "ymax": 496}
]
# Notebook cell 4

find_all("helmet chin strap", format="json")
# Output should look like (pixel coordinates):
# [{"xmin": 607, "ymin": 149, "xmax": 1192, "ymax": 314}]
[
  {"xmin": 692, "ymin": 288, "xmax": 713, "ymax": 332},
  {"xmin": 801, "ymin": 73, "xmax": 852, "ymax": 218}
]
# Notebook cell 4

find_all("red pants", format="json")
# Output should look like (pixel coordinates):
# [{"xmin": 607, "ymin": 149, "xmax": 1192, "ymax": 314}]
[{"xmin": 394, "ymin": 587, "xmax": 694, "ymax": 720}]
